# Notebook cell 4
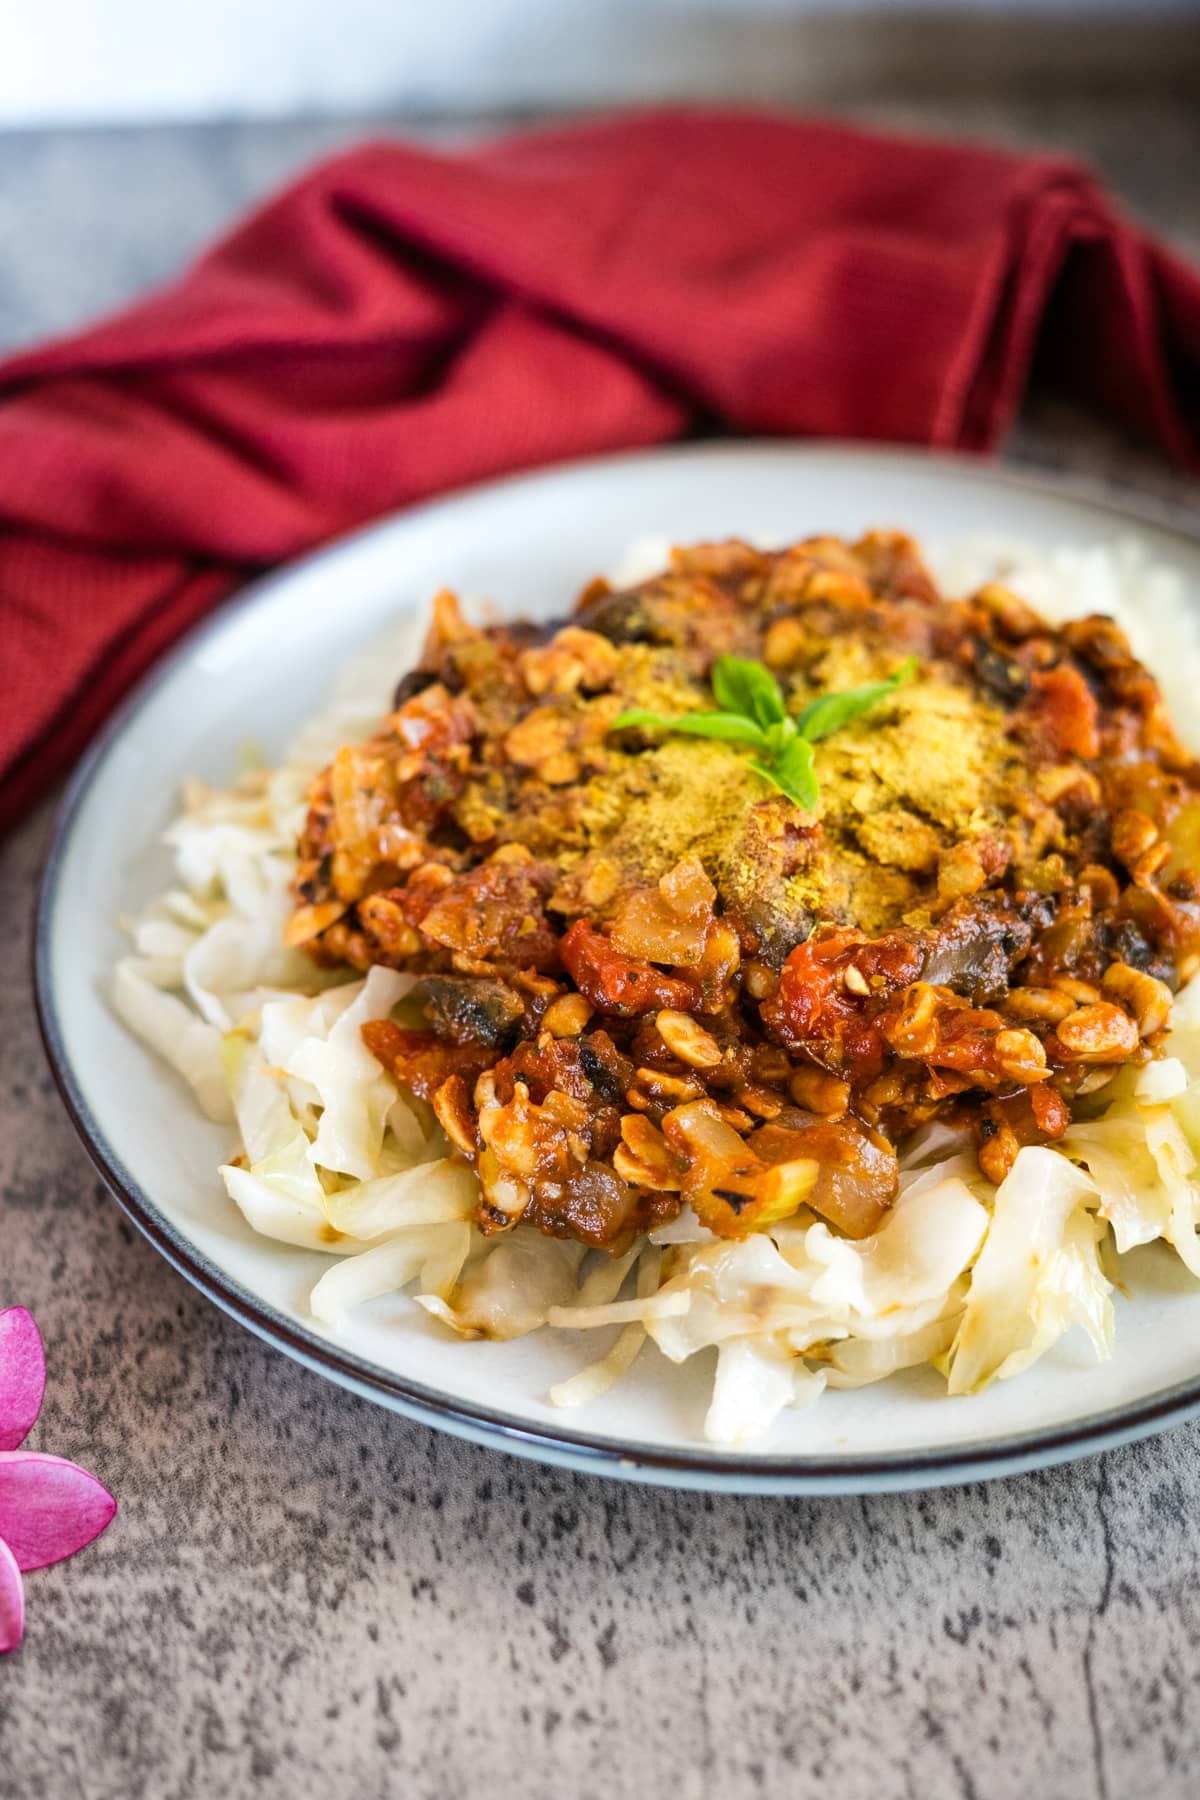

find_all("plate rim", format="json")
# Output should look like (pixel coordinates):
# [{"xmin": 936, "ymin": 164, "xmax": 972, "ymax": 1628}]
[{"xmin": 33, "ymin": 437, "xmax": 1200, "ymax": 1493}]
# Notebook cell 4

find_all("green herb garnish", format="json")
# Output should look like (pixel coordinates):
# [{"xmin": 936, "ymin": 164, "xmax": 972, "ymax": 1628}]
[{"xmin": 610, "ymin": 654, "xmax": 917, "ymax": 811}]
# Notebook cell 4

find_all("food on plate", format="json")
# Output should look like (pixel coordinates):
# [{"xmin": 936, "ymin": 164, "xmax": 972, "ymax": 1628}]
[{"xmin": 113, "ymin": 530, "xmax": 1200, "ymax": 1444}]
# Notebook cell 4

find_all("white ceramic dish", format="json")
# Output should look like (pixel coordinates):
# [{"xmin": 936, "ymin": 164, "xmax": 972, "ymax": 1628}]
[{"xmin": 36, "ymin": 442, "xmax": 1200, "ymax": 1492}]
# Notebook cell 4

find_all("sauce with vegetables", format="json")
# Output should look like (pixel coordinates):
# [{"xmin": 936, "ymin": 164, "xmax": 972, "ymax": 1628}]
[{"xmin": 290, "ymin": 533, "xmax": 1200, "ymax": 1250}]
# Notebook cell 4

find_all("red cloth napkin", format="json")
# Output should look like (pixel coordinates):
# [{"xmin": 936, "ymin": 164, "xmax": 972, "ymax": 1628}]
[{"xmin": 2, "ymin": 108, "xmax": 1198, "ymax": 832}]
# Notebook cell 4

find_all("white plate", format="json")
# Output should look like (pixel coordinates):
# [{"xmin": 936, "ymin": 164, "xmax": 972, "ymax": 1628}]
[{"xmin": 36, "ymin": 442, "xmax": 1200, "ymax": 1492}]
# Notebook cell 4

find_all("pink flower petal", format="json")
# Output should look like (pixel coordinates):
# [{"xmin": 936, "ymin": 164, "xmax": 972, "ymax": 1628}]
[
  {"xmin": 0, "ymin": 1536, "xmax": 24, "ymax": 1653},
  {"xmin": 0, "ymin": 1452, "xmax": 116, "ymax": 1572},
  {"xmin": 0, "ymin": 1309, "xmax": 46, "ymax": 1451}
]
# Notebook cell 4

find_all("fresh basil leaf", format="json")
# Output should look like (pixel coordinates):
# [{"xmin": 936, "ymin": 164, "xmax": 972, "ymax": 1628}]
[
  {"xmin": 610, "ymin": 708, "xmax": 767, "ymax": 746},
  {"xmin": 750, "ymin": 736, "xmax": 818, "ymax": 811},
  {"xmin": 764, "ymin": 718, "xmax": 798, "ymax": 756},
  {"xmin": 611, "ymin": 652, "xmax": 920, "ymax": 815},
  {"xmin": 794, "ymin": 656, "xmax": 917, "ymax": 743},
  {"xmin": 711, "ymin": 656, "xmax": 788, "ymax": 730}
]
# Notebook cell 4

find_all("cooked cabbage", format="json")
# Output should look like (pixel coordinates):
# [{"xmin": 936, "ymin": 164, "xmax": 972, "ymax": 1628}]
[{"xmin": 948, "ymin": 1148, "xmax": 1111, "ymax": 1394}]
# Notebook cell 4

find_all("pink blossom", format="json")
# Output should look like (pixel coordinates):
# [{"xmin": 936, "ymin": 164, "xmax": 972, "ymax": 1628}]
[{"xmin": 0, "ymin": 1308, "xmax": 116, "ymax": 1653}]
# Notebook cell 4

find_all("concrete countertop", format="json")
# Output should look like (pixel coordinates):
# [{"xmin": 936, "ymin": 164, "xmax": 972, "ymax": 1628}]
[{"xmin": 2, "ymin": 97, "xmax": 1199, "ymax": 1800}]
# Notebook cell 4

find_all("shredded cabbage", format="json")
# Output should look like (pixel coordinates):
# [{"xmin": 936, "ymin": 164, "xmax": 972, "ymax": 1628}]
[
  {"xmin": 221, "ymin": 1034, "xmax": 297, "ymax": 1164},
  {"xmin": 547, "ymin": 1247, "xmax": 662, "ymax": 1410},
  {"xmin": 825, "ymin": 1304, "xmax": 962, "ymax": 1389},
  {"xmin": 1064, "ymin": 994, "xmax": 1200, "ymax": 1278},
  {"xmin": 706, "ymin": 1338, "xmax": 826, "ymax": 1446},
  {"xmin": 322, "ymin": 1160, "xmax": 478, "ymax": 1240},
  {"xmin": 311, "ymin": 1223, "xmax": 472, "ymax": 1325},
  {"xmin": 281, "ymin": 968, "xmax": 413, "ymax": 1181},
  {"xmin": 112, "ymin": 958, "xmax": 232, "ymax": 1122},
  {"xmin": 220, "ymin": 1151, "xmax": 372, "ymax": 1255},
  {"xmin": 948, "ymin": 1148, "xmax": 1111, "ymax": 1394},
  {"xmin": 419, "ymin": 1236, "xmax": 586, "ymax": 1341}
]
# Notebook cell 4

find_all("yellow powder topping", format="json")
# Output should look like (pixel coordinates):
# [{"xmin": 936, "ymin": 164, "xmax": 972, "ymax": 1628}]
[{"xmin": 456, "ymin": 632, "xmax": 1029, "ymax": 936}]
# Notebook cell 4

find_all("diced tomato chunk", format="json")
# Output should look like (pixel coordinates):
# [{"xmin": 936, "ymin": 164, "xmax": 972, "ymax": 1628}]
[
  {"xmin": 1024, "ymin": 664, "xmax": 1100, "ymax": 760},
  {"xmin": 361, "ymin": 1021, "xmax": 495, "ymax": 1100},
  {"xmin": 762, "ymin": 927, "xmax": 923, "ymax": 1078},
  {"xmin": 560, "ymin": 921, "xmax": 696, "ymax": 1016}
]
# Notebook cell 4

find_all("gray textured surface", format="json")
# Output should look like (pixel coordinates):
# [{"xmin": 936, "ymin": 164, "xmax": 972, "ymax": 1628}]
[{"xmin": 2, "ymin": 99, "xmax": 1200, "ymax": 1799}]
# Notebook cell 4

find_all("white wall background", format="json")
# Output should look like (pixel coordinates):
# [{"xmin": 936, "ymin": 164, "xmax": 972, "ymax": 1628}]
[{"xmin": 2, "ymin": 0, "xmax": 1197, "ymax": 126}]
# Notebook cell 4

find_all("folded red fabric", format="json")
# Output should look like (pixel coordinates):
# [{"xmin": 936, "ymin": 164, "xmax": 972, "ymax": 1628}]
[{"xmin": 2, "ymin": 109, "xmax": 1198, "ymax": 832}]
